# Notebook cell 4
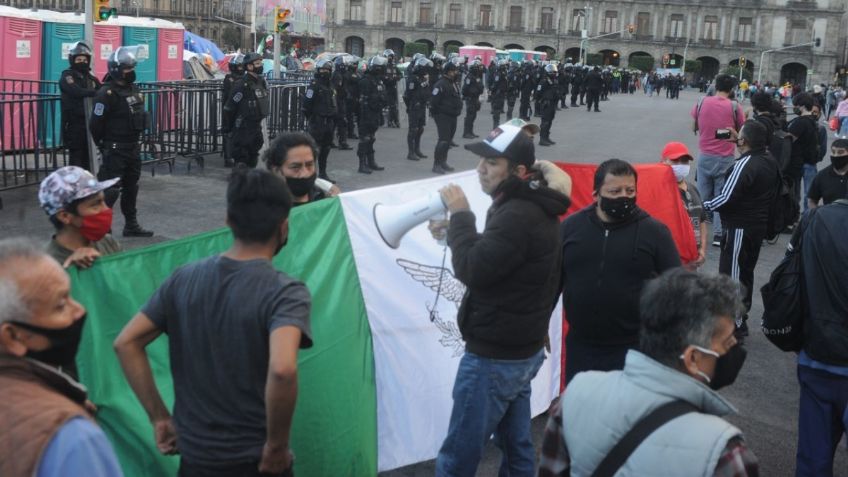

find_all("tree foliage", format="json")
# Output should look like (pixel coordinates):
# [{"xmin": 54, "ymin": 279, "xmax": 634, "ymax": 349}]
[
  {"xmin": 629, "ymin": 55, "xmax": 655, "ymax": 72},
  {"xmin": 404, "ymin": 42, "xmax": 430, "ymax": 57}
]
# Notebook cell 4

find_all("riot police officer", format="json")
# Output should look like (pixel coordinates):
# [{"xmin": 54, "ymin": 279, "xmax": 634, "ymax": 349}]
[
  {"xmin": 304, "ymin": 58, "xmax": 338, "ymax": 182},
  {"xmin": 60, "ymin": 41, "xmax": 101, "ymax": 171},
  {"xmin": 519, "ymin": 61, "xmax": 536, "ymax": 120},
  {"xmin": 489, "ymin": 59, "xmax": 508, "ymax": 129},
  {"xmin": 404, "ymin": 57, "xmax": 433, "ymax": 161},
  {"xmin": 332, "ymin": 55, "xmax": 353, "ymax": 150},
  {"xmin": 430, "ymin": 61, "xmax": 462, "ymax": 174},
  {"xmin": 344, "ymin": 58, "xmax": 362, "ymax": 139},
  {"xmin": 357, "ymin": 56, "xmax": 388, "ymax": 174},
  {"xmin": 570, "ymin": 65, "xmax": 584, "ymax": 106},
  {"xmin": 223, "ymin": 52, "xmax": 269, "ymax": 168},
  {"xmin": 536, "ymin": 64, "xmax": 559, "ymax": 146},
  {"xmin": 382, "ymin": 49, "xmax": 401, "ymax": 128},
  {"xmin": 558, "ymin": 63, "xmax": 572, "ymax": 109},
  {"xmin": 506, "ymin": 61, "xmax": 520, "ymax": 120},
  {"xmin": 89, "ymin": 46, "xmax": 152, "ymax": 237},
  {"xmin": 461, "ymin": 59, "xmax": 484, "ymax": 139},
  {"xmin": 221, "ymin": 53, "xmax": 244, "ymax": 167},
  {"xmin": 429, "ymin": 52, "xmax": 446, "ymax": 85}
]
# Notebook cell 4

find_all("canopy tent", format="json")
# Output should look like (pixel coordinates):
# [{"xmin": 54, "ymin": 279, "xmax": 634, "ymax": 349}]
[{"xmin": 183, "ymin": 30, "xmax": 224, "ymax": 62}]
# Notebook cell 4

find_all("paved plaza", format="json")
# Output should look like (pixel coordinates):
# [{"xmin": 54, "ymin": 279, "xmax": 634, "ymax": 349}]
[{"xmin": 2, "ymin": 89, "xmax": 845, "ymax": 476}]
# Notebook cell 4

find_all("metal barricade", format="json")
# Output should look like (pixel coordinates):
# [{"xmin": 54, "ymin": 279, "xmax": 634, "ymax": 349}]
[
  {"xmin": 267, "ymin": 82, "xmax": 308, "ymax": 140},
  {"xmin": 0, "ymin": 92, "xmax": 65, "ymax": 191}
]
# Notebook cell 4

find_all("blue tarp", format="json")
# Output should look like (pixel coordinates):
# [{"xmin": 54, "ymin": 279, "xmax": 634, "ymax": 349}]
[{"xmin": 183, "ymin": 31, "xmax": 224, "ymax": 61}]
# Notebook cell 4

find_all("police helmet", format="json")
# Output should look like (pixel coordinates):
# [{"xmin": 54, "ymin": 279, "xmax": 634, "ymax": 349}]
[
  {"xmin": 430, "ymin": 52, "xmax": 446, "ymax": 63},
  {"xmin": 242, "ymin": 52, "xmax": 263, "ymax": 71},
  {"xmin": 107, "ymin": 46, "xmax": 138, "ymax": 82},
  {"xmin": 443, "ymin": 60, "xmax": 459, "ymax": 74},
  {"xmin": 413, "ymin": 57, "xmax": 433, "ymax": 74},
  {"xmin": 333, "ymin": 54, "xmax": 347, "ymax": 69},
  {"xmin": 368, "ymin": 55, "xmax": 388, "ymax": 74},
  {"xmin": 544, "ymin": 64, "xmax": 558, "ymax": 75},
  {"xmin": 228, "ymin": 53, "xmax": 245, "ymax": 72},
  {"xmin": 382, "ymin": 49, "xmax": 396, "ymax": 59},
  {"xmin": 315, "ymin": 58, "xmax": 334, "ymax": 74},
  {"xmin": 469, "ymin": 59, "xmax": 483, "ymax": 69},
  {"xmin": 497, "ymin": 58, "xmax": 509, "ymax": 68},
  {"xmin": 67, "ymin": 41, "xmax": 92, "ymax": 65}
]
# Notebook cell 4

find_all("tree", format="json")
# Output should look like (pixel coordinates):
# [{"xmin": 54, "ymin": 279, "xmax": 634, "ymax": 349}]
[
  {"xmin": 721, "ymin": 66, "xmax": 752, "ymax": 81},
  {"xmin": 629, "ymin": 55, "xmax": 654, "ymax": 72},
  {"xmin": 684, "ymin": 59, "xmax": 702, "ymax": 74},
  {"xmin": 404, "ymin": 42, "xmax": 430, "ymax": 58},
  {"xmin": 221, "ymin": 27, "xmax": 241, "ymax": 51},
  {"xmin": 444, "ymin": 44, "xmax": 460, "ymax": 56},
  {"xmin": 586, "ymin": 53, "xmax": 603, "ymax": 66}
]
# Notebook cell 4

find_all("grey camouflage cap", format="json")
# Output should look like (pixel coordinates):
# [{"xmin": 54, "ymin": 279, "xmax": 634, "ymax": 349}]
[{"xmin": 38, "ymin": 166, "xmax": 119, "ymax": 216}]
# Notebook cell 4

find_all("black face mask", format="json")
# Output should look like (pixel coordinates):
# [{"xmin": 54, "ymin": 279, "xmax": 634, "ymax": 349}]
[
  {"xmin": 254, "ymin": 65, "xmax": 264, "ymax": 75},
  {"xmin": 708, "ymin": 344, "xmax": 747, "ymax": 390},
  {"xmin": 831, "ymin": 154, "xmax": 848, "ymax": 170},
  {"xmin": 72, "ymin": 62, "xmax": 90, "ymax": 73},
  {"xmin": 10, "ymin": 316, "xmax": 87, "ymax": 369},
  {"xmin": 793, "ymin": 107, "xmax": 802, "ymax": 116},
  {"xmin": 286, "ymin": 174, "xmax": 317, "ymax": 198},
  {"xmin": 599, "ymin": 195, "xmax": 637, "ymax": 220},
  {"xmin": 123, "ymin": 70, "xmax": 137, "ymax": 84}
]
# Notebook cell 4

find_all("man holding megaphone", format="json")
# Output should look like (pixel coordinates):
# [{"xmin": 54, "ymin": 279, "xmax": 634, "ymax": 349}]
[{"xmin": 432, "ymin": 119, "xmax": 572, "ymax": 477}]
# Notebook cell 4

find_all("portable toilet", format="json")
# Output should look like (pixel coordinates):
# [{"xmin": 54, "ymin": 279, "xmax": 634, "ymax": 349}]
[
  {"xmin": 157, "ymin": 25, "xmax": 184, "ymax": 81},
  {"xmin": 506, "ymin": 49, "xmax": 525, "ymax": 62},
  {"xmin": 118, "ymin": 17, "xmax": 158, "ymax": 83},
  {"xmin": 93, "ymin": 22, "xmax": 121, "ymax": 79},
  {"xmin": 0, "ymin": 6, "xmax": 43, "ymax": 150},
  {"xmin": 39, "ymin": 11, "xmax": 85, "ymax": 148},
  {"xmin": 459, "ymin": 45, "xmax": 496, "ymax": 66},
  {"xmin": 495, "ymin": 49, "xmax": 508, "ymax": 60}
]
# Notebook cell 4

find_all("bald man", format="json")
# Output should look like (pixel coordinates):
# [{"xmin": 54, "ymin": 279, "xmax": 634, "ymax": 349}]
[{"xmin": 0, "ymin": 238, "xmax": 123, "ymax": 477}]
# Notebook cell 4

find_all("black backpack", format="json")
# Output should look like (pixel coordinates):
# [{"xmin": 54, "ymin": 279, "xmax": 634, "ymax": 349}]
[{"xmin": 765, "ymin": 161, "xmax": 799, "ymax": 241}]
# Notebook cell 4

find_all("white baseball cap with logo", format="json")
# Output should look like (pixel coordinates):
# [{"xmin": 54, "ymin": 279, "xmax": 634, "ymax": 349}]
[{"xmin": 464, "ymin": 119, "xmax": 540, "ymax": 169}]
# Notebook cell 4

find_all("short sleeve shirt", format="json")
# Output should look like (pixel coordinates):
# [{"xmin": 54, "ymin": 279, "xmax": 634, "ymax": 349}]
[
  {"xmin": 691, "ymin": 96, "xmax": 745, "ymax": 157},
  {"xmin": 807, "ymin": 165, "xmax": 848, "ymax": 205},
  {"xmin": 787, "ymin": 116, "xmax": 819, "ymax": 166},
  {"xmin": 45, "ymin": 235, "xmax": 122, "ymax": 266},
  {"xmin": 142, "ymin": 255, "xmax": 312, "ymax": 464},
  {"xmin": 680, "ymin": 181, "xmax": 707, "ymax": 248}
]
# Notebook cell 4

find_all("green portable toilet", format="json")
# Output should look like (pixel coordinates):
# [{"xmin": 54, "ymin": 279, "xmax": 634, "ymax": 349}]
[
  {"xmin": 120, "ymin": 20, "xmax": 158, "ymax": 83},
  {"xmin": 41, "ymin": 11, "xmax": 84, "ymax": 148}
]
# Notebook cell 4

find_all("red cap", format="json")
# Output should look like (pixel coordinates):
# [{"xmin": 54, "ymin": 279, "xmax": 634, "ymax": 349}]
[{"xmin": 661, "ymin": 142, "xmax": 694, "ymax": 162}]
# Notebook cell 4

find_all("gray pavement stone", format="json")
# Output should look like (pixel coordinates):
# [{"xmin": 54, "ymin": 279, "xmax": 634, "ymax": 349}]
[{"xmin": 2, "ymin": 89, "xmax": 844, "ymax": 477}]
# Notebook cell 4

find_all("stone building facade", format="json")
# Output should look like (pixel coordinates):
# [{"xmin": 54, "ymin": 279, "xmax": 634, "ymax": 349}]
[{"xmin": 327, "ymin": 0, "xmax": 848, "ymax": 86}]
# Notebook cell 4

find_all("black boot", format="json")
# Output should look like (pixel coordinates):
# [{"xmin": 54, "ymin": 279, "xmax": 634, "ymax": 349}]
[
  {"xmin": 462, "ymin": 131, "xmax": 475, "ymax": 139},
  {"xmin": 319, "ymin": 171, "xmax": 336, "ymax": 183},
  {"xmin": 539, "ymin": 137, "xmax": 554, "ymax": 146},
  {"xmin": 357, "ymin": 155, "xmax": 372, "ymax": 174},
  {"xmin": 337, "ymin": 141, "xmax": 352, "ymax": 150},
  {"xmin": 348, "ymin": 129, "xmax": 359, "ymax": 139},
  {"xmin": 450, "ymin": 141, "xmax": 459, "ymax": 148},
  {"xmin": 367, "ymin": 153, "xmax": 384, "ymax": 171},
  {"xmin": 432, "ymin": 160, "xmax": 448, "ymax": 174},
  {"xmin": 407, "ymin": 136, "xmax": 419, "ymax": 160},
  {"xmin": 123, "ymin": 219, "xmax": 154, "ymax": 237},
  {"xmin": 441, "ymin": 159, "xmax": 455, "ymax": 172},
  {"xmin": 414, "ymin": 135, "xmax": 427, "ymax": 158}
]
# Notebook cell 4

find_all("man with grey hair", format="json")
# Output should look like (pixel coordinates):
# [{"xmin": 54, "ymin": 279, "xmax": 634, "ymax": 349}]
[
  {"xmin": 539, "ymin": 268, "xmax": 758, "ymax": 476},
  {"xmin": 0, "ymin": 238, "xmax": 123, "ymax": 477}
]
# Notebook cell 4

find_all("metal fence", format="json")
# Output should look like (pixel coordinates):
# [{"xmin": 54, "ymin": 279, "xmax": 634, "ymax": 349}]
[{"xmin": 0, "ymin": 78, "xmax": 308, "ymax": 192}]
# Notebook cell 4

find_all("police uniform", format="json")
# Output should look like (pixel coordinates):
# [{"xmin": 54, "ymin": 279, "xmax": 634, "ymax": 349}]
[
  {"xmin": 461, "ymin": 70, "xmax": 484, "ymax": 138},
  {"xmin": 536, "ymin": 74, "xmax": 559, "ymax": 145},
  {"xmin": 384, "ymin": 62, "xmax": 401, "ymax": 128},
  {"xmin": 221, "ymin": 66, "xmax": 243, "ymax": 167},
  {"xmin": 558, "ymin": 69, "xmax": 571, "ymax": 108},
  {"xmin": 357, "ymin": 71, "xmax": 387, "ymax": 173},
  {"xmin": 489, "ymin": 67, "xmax": 508, "ymax": 130},
  {"xmin": 344, "ymin": 67, "xmax": 361, "ymax": 139},
  {"xmin": 506, "ymin": 66, "xmax": 520, "ymax": 120},
  {"xmin": 60, "ymin": 66, "xmax": 101, "ymax": 170},
  {"xmin": 519, "ymin": 67, "xmax": 535, "ymax": 120},
  {"xmin": 89, "ymin": 76, "xmax": 149, "ymax": 235},
  {"xmin": 430, "ymin": 74, "xmax": 463, "ymax": 174},
  {"xmin": 223, "ymin": 72, "xmax": 269, "ymax": 168},
  {"xmin": 304, "ymin": 73, "xmax": 338, "ymax": 181},
  {"xmin": 404, "ymin": 69, "xmax": 431, "ymax": 161},
  {"xmin": 331, "ymin": 63, "xmax": 352, "ymax": 149}
]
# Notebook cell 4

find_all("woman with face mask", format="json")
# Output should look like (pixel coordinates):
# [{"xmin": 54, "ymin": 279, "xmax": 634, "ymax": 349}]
[
  {"xmin": 661, "ymin": 142, "xmax": 708, "ymax": 269},
  {"xmin": 263, "ymin": 132, "xmax": 341, "ymax": 207}
]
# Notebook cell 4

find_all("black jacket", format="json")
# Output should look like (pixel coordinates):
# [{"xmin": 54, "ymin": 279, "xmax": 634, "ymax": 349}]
[
  {"xmin": 448, "ymin": 175, "xmax": 571, "ymax": 359},
  {"xmin": 430, "ymin": 76, "xmax": 462, "ymax": 117},
  {"xmin": 59, "ymin": 68, "xmax": 101, "ymax": 121},
  {"xmin": 584, "ymin": 71, "xmax": 604, "ymax": 91},
  {"xmin": 795, "ymin": 200, "xmax": 848, "ymax": 365},
  {"xmin": 703, "ymin": 148, "xmax": 779, "ymax": 230},
  {"xmin": 561, "ymin": 205, "xmax": 681, "ymax": 346}
]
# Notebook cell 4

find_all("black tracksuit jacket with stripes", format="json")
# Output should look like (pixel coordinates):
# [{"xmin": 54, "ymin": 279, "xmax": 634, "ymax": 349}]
[{"xmin": 704, "ymin": 148, "xmax": 779, "ymax": 230}]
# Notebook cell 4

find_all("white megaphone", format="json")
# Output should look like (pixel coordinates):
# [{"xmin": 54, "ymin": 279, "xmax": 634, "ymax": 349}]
[{"xmin": 373, "ymin": 192, "xmax": 448, "ymax": 249}]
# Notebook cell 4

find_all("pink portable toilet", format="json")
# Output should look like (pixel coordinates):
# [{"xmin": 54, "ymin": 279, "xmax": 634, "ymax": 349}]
[
  {"xmin": 93, "ymin": 23, "xmax": 122, "ymax": 80},
  {"xmin": 0, "ymin": 6, "xmax": 43, "ymax": 150},
  {"xmin": 157, "ymin": 27, "xmax": 184, "ymax": 81}
]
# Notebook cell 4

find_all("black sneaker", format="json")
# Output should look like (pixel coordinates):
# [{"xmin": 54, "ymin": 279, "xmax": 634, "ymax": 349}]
[
  {"xmin": 123, "ymin": 223, "xmax": 154, "ymax": 237},
  {"xmin": 712, "ymin": 235, "xmax": 721, "ymax": 247}
]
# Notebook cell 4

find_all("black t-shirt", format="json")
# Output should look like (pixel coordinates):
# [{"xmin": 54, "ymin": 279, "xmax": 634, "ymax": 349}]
[
  {"xmin": 808, "ymin": 165, "xmax": 848, "ymax": 205},
  {"xmin": 787, "ymin": 115, "xmax": 819, "ymax": 169}
]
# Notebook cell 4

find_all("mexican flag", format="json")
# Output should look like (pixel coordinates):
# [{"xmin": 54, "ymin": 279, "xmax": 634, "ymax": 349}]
[{"xmin": 70, "ymin": 163, "xmax": 693, "ymax": 476}]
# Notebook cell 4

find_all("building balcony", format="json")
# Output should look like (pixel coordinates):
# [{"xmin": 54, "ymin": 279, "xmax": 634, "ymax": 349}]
[
  {"xmin": 786, "ymin": 0, "xmax": 817, "ymax": 8},
  {"xmin": 475, "ymin": 24, "xmax": 494, "ymax": 31},
  {"xmin": 734, "ymin": 40, "xmax": 755, "ymax": 48},
  {"xmin": 664, "ymin": 36, "xmax": 686, "ymax": 43},
  {"xmin": 700, "ymin": 38, "xmax": 721, "ymax": 47},
  {"xmin": 386, "ymin": 21, "xmax": 405, "ymax": 27},
  {"xmin": 632, "ymin": 34, "xmax": 653, "ymax": 41},
  {"xmin": 444, "ymin": 23, "xmax": 464, "ymax": 30},
  {"xmin": 600, "ymin": 32, "xmax": 621, "ymax": 39},
  {"xmin": 507, "ymin": 25, "xmax": 525, "ymax": 33},
  {"xmin": 344, "ymin": 19, "xmax": 366, "ymax": 26},
  {"xmin": 416, "ymin": 21, "xmax": 435, "ymax": 28},
  {"xmin": 537, "ymin": 27, "xmax": 557, "ymax": 35}
]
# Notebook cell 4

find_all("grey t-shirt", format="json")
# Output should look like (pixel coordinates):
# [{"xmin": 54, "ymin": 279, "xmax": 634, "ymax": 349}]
[{"xmin": 142, "ymin": 255, "xmax": 312, "ymax": 465}]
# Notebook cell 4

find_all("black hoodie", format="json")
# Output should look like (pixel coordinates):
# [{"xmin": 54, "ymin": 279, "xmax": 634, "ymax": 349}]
[
  {"xmin": 560, "ymin": 205, "xmax": 681, "ymax": 346},
  {"xmin": 448, "ymin": 175, "xmax": 571, "ymax": 359}
]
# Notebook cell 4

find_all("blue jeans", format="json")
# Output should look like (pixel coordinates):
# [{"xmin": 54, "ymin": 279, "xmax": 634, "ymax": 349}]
[
  {"xmin": 435, "ymin": 349, "xmax": 545, "ymax": 477},
  {"xmin": 796, "ymin": 365, "xmax": 848, "ymax": 477},
  {"xmin": 802, "ymin": 163, "xmax": 818, "ymax": 211},
  {"xmin": 697, "ymin": 153, "xmax": 735, "ymax": 237}
]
